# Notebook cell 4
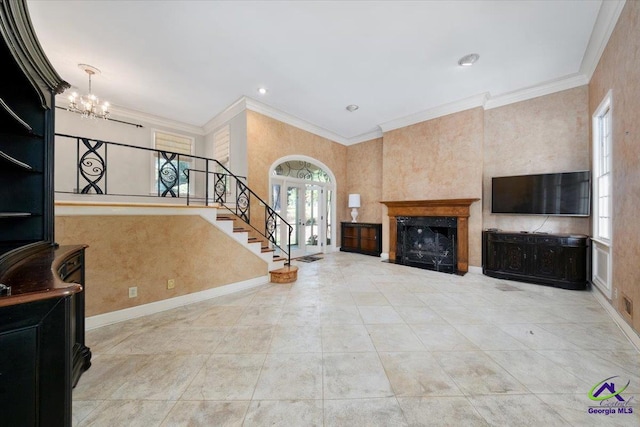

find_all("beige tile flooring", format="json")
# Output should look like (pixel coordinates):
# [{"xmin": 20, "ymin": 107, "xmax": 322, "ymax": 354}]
[{"xmin": 73, "ymin": 252, "xmax": 640, "ymax": 426}]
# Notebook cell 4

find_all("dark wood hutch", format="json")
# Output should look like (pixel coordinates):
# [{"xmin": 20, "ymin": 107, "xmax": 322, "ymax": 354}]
[{"xmin": 0, "ymin": 2, "xmax": 91, "ymax": 425}]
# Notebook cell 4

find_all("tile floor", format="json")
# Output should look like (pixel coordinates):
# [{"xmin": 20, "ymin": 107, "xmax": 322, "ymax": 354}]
[{"xmin": 73, "ymin": 252, "xmax": 640, "ymax": 426}]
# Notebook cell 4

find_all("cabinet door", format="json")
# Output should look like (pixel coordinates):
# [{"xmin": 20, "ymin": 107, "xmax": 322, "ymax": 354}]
[
  {"xmin": 532, "ymin": 245, "xmax": 564, "ymax": 279},
  {"xmin": 564, "ymin": 246, "xmax": 587, "ymax": 282},
  {"xmin": 341, "ymin": 224, "xmax": 359, "ymax": 251},
  {"xmin": 359, "ymin": 226, "xmax": 378, "ymax": 252},
  {"xmin": 500, "ymin": 243, "xmax": 528, "ymax": 274},
  {"xmin": 484, "ymin": 238, "xmax": 501, "ymax": 271},
  {"xmin": 0, "ymin": 328, "xmax": 37, "ymax": 426}
]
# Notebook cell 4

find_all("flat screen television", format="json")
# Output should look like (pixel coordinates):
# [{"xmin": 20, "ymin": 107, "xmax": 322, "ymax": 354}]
[{"xmin": 491, "ymin": 171, "xmax": 591, "ymax": 216}]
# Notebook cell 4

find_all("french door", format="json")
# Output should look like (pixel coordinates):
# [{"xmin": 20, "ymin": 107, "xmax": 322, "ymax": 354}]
[{"xmin": 271, "ymin": 179, "xmax": 331, "ymax": 258}]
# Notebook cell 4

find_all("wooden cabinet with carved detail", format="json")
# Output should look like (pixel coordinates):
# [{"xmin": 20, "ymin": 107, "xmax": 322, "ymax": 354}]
[{"xmin": 482, "ymin": 230, "xmax": 588, "ymax": 290}]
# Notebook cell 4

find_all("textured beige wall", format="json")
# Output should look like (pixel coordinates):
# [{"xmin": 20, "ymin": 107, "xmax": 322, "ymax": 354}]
[
  {"xmin": 382, "ymin": 108, "xmax": 484, "ymax": 266},
  {"xmin": 346, "ymin": 138, "xmax": 383, "ymax": 224},
  {"xmin": 483, "ymin": 86, "xmax": 591, "ymax": 235},
  {"xmin": 55, "ymin": 215, "xmax": 266, "ymax": 316},
  {"xmin": 589, "ymin": 0, "xmax": 640, "ymax": 334},
  {"xmin": 245, "ymin": 111, "xmax": 349, "ymax": 240}
]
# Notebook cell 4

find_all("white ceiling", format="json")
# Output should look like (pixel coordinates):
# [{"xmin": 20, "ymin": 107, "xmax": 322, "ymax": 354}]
[{"xmin": 27, "ymin": 0, "xmax": 613, "ymax": 144}]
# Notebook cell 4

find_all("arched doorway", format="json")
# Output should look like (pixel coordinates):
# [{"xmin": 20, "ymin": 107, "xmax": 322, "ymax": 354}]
[{"xmin": 270, "ymin": 156, "xmax": 336, "ymax": 258}]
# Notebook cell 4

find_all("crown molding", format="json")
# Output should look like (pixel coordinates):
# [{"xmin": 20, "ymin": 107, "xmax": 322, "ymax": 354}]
[
  {"xmin": 205, "ymin": 96, "xmax": 382, "ymax": 145},
  {"xmin": 484, "ymin": 73, "xmax": 589, "ymax": 110},
  {"xmin": 344, "ymin": 129, "xmax": 384, "ymax": 146},
  {"xmin": 55, "ymin": 94, "xmax": 206, "ymax": 135},
  {"xmin": 202, "ymin": 96, "xmax": 247, "ymax": 134},
  {"xmin": 580, "ymin": 0, "xmax": 626, "ymax": 80},
  {"xmin": 244, "ymin": 96, "xmax": 350, "ymax": 145},
  {"xmin": 378, "ymin": 93, "xmax": 489, "ymax": 133},
  {"xmin": 107, "ymin": 104, "xmax": 205, "ymax": 135}
]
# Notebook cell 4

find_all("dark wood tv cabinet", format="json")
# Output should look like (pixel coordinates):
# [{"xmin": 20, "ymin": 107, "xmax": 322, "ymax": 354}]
[
  {"xmin": 482, "ymin": 230, "xmax": 588, "ymax": 290},
  {"xmin": 340, "ymin": 222, "xmax": 382, "ymax": 256}
]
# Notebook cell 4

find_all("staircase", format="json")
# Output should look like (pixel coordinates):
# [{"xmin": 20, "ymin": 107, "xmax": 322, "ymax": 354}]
[
  {"xmin": 55, "ymin": 133, "xmax": 298, "ymax": 283},
  {"xmin": 214, "ymin": 211, "xmax": 297, "ymax": 283}
]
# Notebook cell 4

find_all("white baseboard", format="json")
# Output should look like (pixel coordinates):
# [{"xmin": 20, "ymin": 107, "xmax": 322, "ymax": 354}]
[
  {"xmin": 86, "ymin": 275, "xmax": 269, "ymax": 330},
  {"xmin": 468, "ymin": 266, "xmax": 483, "ymax": 274},
  {"xmin": 591, "ymin": 286, "xmax": 640, "ymax": 352}
]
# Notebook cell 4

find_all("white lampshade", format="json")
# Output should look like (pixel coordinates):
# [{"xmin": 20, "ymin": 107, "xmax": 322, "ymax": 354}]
[{"xmin": 348, "ymin": 194, "xmax": 361, "ymax": 208}]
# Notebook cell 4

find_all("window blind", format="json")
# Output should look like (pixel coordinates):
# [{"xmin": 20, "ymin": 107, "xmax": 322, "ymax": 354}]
[
  {"xmin": 155, "ymin": 131, "xmax": 192, "ymax": 155},
  {"xmin": 213, "ymin": 125, "xmax": 230, "ymax": 165}
]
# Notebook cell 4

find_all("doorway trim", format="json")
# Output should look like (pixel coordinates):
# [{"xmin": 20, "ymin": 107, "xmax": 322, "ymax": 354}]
[{"xmin": 269, "ymin": 155, "xmax": 337, "ymax": 255}]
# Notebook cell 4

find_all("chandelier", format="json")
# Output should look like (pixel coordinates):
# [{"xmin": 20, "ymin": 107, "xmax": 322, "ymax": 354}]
[{"xmin": 68, "ymin": 64, "xmax": 110, "ymax": 119}]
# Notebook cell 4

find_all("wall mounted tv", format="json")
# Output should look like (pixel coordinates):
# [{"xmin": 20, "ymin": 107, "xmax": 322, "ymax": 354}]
[{"xmin": 491, "ymin": 171, "xmax": 591, "ymax": 216}]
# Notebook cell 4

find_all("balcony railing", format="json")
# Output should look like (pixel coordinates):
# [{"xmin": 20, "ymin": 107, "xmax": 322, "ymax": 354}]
[{"xmin": 55, "ymin": 133, "xmax": 292, "ymax": 264}]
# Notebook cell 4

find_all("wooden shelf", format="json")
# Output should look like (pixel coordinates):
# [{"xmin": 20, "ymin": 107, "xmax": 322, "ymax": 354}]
[
  {"xmin": 0, "ymin": 97, "xmax": 33, "ymax": 133},
  {"xmin": 0, "ymin": 212, "xmax": 34, "ymax": 218},
  {"xmin": 0, "ymin": 150, "xmax": 35, "ymax": 171}
]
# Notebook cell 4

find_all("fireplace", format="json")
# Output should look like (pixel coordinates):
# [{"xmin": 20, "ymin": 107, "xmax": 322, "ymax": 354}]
[
  {"xmin": 396, "ymin": 216, "xmax": 457, "ymax": 273},
  {"xmin": 381, "ymin": 199, "xmax": 479, "ymax": 274}
]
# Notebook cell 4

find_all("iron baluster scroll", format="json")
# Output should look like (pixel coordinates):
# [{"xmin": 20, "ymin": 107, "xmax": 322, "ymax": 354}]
[
  {"xmin": 214, "ymin": 172, "xmax": 227, "ymax": 203},
  {"xmin": 236, "ymin": 180, "xmax": 250, "ymax": 222},
  {"xmin": 265, "ymin": 206, "xmax": 278, "ymax": 244},
  {"xmin": 78, "ymin": 138, "xmax": 107, "ymax": 194},
  {"xmin": 157, "ymin": 151, "xmax": 179, "ymax": 197}
]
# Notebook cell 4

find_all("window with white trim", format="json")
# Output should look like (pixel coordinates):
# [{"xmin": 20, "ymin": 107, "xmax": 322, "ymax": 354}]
[
  {"xmin": 153, "ymin": 130, "xmax": 194, "ymax": 196},
  {"xmin": 593, "ymin": 94, "xmax": 612, "ymax": 242},
  {"xmin": 591, "ymin": 90, "xmax": 613, "ymax": 298}
]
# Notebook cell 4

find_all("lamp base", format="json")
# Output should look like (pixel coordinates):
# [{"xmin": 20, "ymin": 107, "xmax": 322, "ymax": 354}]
[{"xmin": 351, "ymin": 208, "xmax": 359, "ymax": 223}]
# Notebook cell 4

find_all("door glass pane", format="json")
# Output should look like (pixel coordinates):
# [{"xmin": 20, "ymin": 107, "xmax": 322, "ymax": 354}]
[
  {"xmin": 326, "ymin": 189, "xmax": 332, "ymax": 246},
  {"xmin": 305, "ymin": 186, "xmax": 320, "ymax": 251},
  {"xmin": 287, "ymin": 186, "xmax": 299, "ymax": 246}
]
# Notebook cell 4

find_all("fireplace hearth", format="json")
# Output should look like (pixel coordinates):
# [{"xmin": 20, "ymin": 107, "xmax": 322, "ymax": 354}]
[{"xmin": 396, "ymin": 216, "xmax": 457, "ymax": 273}]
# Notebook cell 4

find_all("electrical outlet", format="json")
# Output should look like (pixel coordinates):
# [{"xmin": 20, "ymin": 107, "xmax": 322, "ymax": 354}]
[
  {"xmin": 167, "ymin": 279, "xmax": 175, "ymax": 290},
  {"xmin": 128, "ymin": 286, "xmax": 137, "ymax": 298}
]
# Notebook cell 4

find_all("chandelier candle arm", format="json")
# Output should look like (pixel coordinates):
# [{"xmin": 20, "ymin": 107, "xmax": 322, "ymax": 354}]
[{"xmin": 68, "ymin": 64, "xmax": 110, "ymax": 119}]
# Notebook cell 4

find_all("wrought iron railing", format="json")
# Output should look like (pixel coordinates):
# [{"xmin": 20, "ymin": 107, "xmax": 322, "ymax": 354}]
[{"xmin": 55, "ymin": 133, "xmax": 293, "ymax": 264}]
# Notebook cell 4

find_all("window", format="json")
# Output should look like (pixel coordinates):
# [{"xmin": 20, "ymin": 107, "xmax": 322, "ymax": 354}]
[
  {"xmin": 213, "ymin": 125, "xmax": 230, "ymax": 170},
  {"xmin": 153, "ymin": 131, "xmax": 194, "ymax": 196},
  {"xmin": 593, "ymin": 93, "xmax": 612, "ymax": 242},
  {"xmin": 591, "ymin": 90, "xmax": 613, "ymax": 298}
]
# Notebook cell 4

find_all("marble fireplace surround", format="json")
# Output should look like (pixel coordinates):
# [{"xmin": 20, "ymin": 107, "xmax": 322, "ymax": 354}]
[{"xmin": 381, "ymin": 199, "xmax": 479, "ymax": 274}]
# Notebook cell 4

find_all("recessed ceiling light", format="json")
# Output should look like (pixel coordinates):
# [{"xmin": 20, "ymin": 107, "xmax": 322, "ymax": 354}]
[
  {"xmin": 346, "ymin": 104, "xmax": 359, "ymax": 112},
  {"xmin": 258, "ymin": 87, "xmax": 268, "ymax": 95},
  {"xmin": 458, "ymin": 53, "xmax": 480, "ymax": 67}
]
